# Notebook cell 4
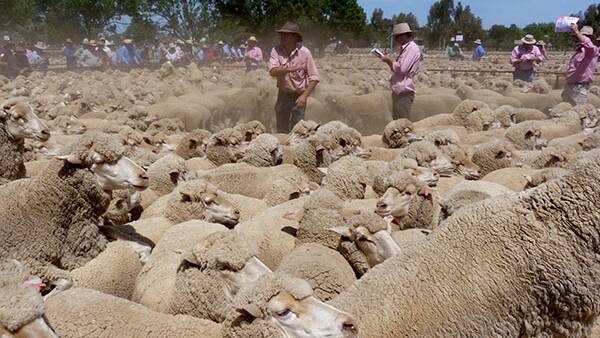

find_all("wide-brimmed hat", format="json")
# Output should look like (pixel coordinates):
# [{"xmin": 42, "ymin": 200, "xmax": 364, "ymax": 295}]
[
  {"xmin": 536, "ymin": 40, "xmax": 546, "ymax": 46},
  {"xmin": 175, "ymin": 39, "xmax": 184, "ymax": 45},
  {"xmin": 277, "ymin": 22, "xmax": 303, "ymax": 41},
  {"xmin": 581, "ymin": 26, "xmax": 594, "ymax": 36},
  {"xmin": 89, "ymin": 40, "xmax": 97, "ymax": 47},
  {"xmin": 168, "ymin": 43, "xmax": 176, "ymax": 48},
  {"xmin": 218, "ymin": 40, "xmax": 224, "ymax": 45},
  {"xmin": 185, "ymin": 39, "xmax": 194, "ymax": 44},
  {"xmin": 105, "ymin": 41, "xmax": 115, "ymax": 46},
  {"xmin": 474, "ymin": 39, "xmax": 482, "ymax": 44},
  {"xmin": 34, "ymin": 42, "xmax": 48, "ymax": 50},
  {"xmin": 82, "ymin": 38, "xmax": 90, "ymax": 45},
  {"xmin": 521, "ymin": 34, "xmax": 536, "ymax": 44},
  {"xmin": 123, "ymin": 39, "xmax": 133, "ymax": 44},
  {"xmin": 247, "ymin": 36, "xmax": 258, "ymax": 43},
  {"xmin": 202, "ymin": 44, "xmax": 208, "ymax": 48},
  {"xmin": 65, "ymin": 38, "xmax": 73, "ymax": 44},
  {"xmin": 392, "ymin": 23, "xmax": 413, "ymax": 36}
]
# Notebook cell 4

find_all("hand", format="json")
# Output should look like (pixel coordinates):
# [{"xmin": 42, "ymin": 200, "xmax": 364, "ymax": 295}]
[
  {"xmin": 287, "ymin": 63, "xmax": 305, "ymax": 73},
  {"xmin": 295, "ymin": 94, "xmax": 308, "ymax": 108},
  {"xmin": 381, "ymin": 55, "xmax": 393, "ymax": 66},
  {"xmin": 571, "ymin": 23, "xmax": 579, "ymax": 33}
]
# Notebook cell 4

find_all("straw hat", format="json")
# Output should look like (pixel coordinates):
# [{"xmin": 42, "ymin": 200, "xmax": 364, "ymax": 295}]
[
  {"xmin": 450, "ymin": 37, "xmax": 455, "ymax": 42},
  {"xmin": 581, "ymin": 26, "xmax": 594, "ymax": 36},
  {"xmin": 521, "ymin": 34, "xmax": 536, "ymax": 45},
  {"xmin": 218, "ymin": 41, "xmax": 224, "ymax": 45},
  {"xmin": 474, "ymin": 39, "xmax": 482, "ymax": 44},
  {"xmin": 105, "ymin": 41, "xmax": 115, "ymax": 46},
  {"xmin": 34, "ymin": 42, "xmax": 48, "ymax": 50},
  {"xmin": 65, "ymin": 38, "xmax": 73, "ymax": 44},
  {"xmin": 89, "ymin": 40, "xmax": 97, "ymax": 47},
  {"xmin": 176, "ymin": 39, "xmax": 184, "ymax": 45},
  {"xmin": 277, "ymin": 22, "xmax": 303, "ymax": 41},
  {"xmin": 82, "ymin": 38, "xmax": 90, "ymax": 45},
  {"xmin": 536, "ymin": 40, "xmax": 546, "ymax": 46},
  {"xmin": 185, "ymin": 39, "xmax": 194, "ymax": 44},
  {"xmin": 168, "ymin": 43, "xmax": 176, "ymax": 48},
  {"xmin": 247, "ymin": 36, "xmax": 258, "ymax": 43},
  {"xmin": 392, "ymin": 23, "xmax": 413, "ymax": 36},
  {"xmin": 123, "ymin": 39, "xmax": 133, "ymax": 44}
]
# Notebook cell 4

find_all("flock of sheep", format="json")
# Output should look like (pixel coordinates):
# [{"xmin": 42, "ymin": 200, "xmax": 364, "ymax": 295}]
[{"xmin": 2, "ymin": 50, "xmax": 600, "ymax": 338}]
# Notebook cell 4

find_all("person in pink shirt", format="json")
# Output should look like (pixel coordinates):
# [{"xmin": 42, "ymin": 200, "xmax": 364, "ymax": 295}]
[
  {"xmin": 536, "ymin": 40, "xmax": 548, "ymax": 61},
  {"xmin": 510, "ymin": 34, "xmax": 543, "ymax": 82},
  {"xmin": 269, "ymin": 22, "xmax": 320, "ymax": 133},
  {"xmin": 561, "ymin": 24, "xmax": 600, "ymax": 106},
  {"xmin": 244, "ymin": 36, "xmax": 263, "ymax": 72},
  {"xmin": 381, "ymin": 23, "xmax": 421, "ymax": 120}
]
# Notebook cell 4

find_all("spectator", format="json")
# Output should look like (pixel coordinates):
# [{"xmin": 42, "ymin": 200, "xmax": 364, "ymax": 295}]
[
  {"xmin": 1, "ymin": 43, "xmax": 31, "ymax": 79},
  {"xmin": 165, "ymin": 43, "xmax": 182, "ymax": 64},
  {"xmin": 381, "ymin": 23, "xmax": 421, "ymax": 120},
  {"xmin": 472, "ymin": 39, "xmax": 485, "ymax": 61},
  {"xmin": 63, "ymin": 39, "xmax": 77, "ymax": 70},
  {"xmin": 244, "ymin": 36, "xmax": 263, "ymax": 72},
  {"xmin": 447, "ymin": 39, "xmax": 464, "ymax": 61},
  {"xmin": 77, "ymin": 40, "xmax": 99, "ymax": 68},
  {"xmin": 29, "ymin": 42, "xmax": 49, "ymax": 72},
  {"xmin": 536, "ymin": 40, "xmax": 547, "ymax": 61},
  {"xmin": 198, "ymin": 44, "xmax": 208, "ymax": 64},
  {"xmin": 562, "ymin": 24, "xmax": 600, "ymax": 105},
  {"xmin": 118, "ymin": 39, "xmax": 141, "ymax": 66},
  {"xmin": 510, "ymin": 34, "xmax": 543, "ymax": 82},
  {"xmin": 269, "ymin": 22, "xmax": 320, "ymax": 133}
]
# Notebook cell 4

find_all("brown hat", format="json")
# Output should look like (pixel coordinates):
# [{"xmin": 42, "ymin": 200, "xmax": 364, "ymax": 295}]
[
  {"xmin": 277, "ymin": 22, "xmax": 303, "ymax": 41},
  {"xmin": 392, "ymin": 23, "xmax": 413, "ymax": 36}
]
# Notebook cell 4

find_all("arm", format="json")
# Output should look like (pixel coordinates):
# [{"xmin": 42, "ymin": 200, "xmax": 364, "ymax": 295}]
[
  {"xmin": 390, "ymin": 47, "xmax": 420, "ymax": 76},
  {"xmin": 510, "ymin": 47, "xmax": 521, "ymax": 65},
  {"xmin": 269, "ymin": 48, "xmax": 304, "ymax": 76},
  {"xmin": 296, "ymin": 50, "xmax": 320, "ymax": 107}
]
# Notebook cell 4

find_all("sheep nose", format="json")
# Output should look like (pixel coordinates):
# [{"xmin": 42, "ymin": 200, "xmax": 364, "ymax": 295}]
[
  {"xmin": 39, "ymin": 129, "xmax": 51, "ymax": 141},
  {"xmin": 339, "ymin": 315, "xmax": 359, "ymax": 335},
  {"xmin": 139, "ymin": 173, "xmax": 149, "ymax": 180},
  {"xmin": 376, "ymin": 201, "xmax": 387, "ymax": 209}
]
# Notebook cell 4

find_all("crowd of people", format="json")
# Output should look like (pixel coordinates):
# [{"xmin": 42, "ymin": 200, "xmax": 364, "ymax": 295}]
[{"xmin": 0, "ymin": 35, "xmax": 267, "ymax": 79}]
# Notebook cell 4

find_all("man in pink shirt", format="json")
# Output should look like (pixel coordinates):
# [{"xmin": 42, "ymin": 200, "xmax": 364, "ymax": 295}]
[
  {"xmin": 244, "ymin": 36, "xmax": 263, "ymax": 72},
  {"xmin": 269, "ymin": 22, "xmax": 320, "ymax": 133},
  {"xmin": 562, "ymin": 24, "xmax": 600, "ymax": 105},
  {"xmin": 381, "ymin": 23, "xmax": 421, "ymax": 120},
  {"xmin": 510, "ymin": 34, "xmax": 543, "ymax": 82}
]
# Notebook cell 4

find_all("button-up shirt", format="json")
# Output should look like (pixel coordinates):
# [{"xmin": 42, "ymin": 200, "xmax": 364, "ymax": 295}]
[
  {"xmin": 269, "ymin": 45, "xmax": 320, "ymax": 94},
  {"xmin": 566, "ymin": 36, "xmax": 600, "ymax": 84},
  {"xmin": 510, "ymin": 45, "xmax": 543, "ymax": 71},
  {"xmin": 245, "ymin": 46, "xmax": 263, "ymax": 67},
  {"xmin": 118, "ymin": 45, "xmax": 140, "ymax": 65},
  {"xmin": 390, "ymin": 40, "xmax": 421, "ymax": 95},
  {"xmin": 473, "ymin": 45, "xmax": 485, "ymax": 61}
]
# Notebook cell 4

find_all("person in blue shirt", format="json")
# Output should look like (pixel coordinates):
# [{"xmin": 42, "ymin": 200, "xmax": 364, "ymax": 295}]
[
  {"xmin": 63, "ymin": 39, "xmax": 77, "ymax": 69},
  {"xmin": 472, "ymin": 39, "xmax": 485, "ymax": 61},
  {"xmin": 117, "ymin": 39, "xmax": 141, "ymax": 66}
]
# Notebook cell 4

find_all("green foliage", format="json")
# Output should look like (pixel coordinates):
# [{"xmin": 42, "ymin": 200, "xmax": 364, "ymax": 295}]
[
  {"xmin": 367, "ymin": 9, "xmax": 420, "ymax": 47},
  {"xmin": 124, "ymin": 15, "xmax": 159, "ymax": 43}
]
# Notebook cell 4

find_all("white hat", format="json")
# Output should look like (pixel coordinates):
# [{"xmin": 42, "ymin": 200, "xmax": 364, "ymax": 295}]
[
  {"xmin": 581, "ymin": 26, "xmax": 594, "ymax": 36},
  {"xmin": 247, "ymin": 36, "xmax": 257, "ymax": 42},
  {"xmin": 392, "ymin": 23, "xmax": 413, "ymax": 36},
  {"xmin": 521, "ymin": 34, "xmax": 536, "ymax": 45},
  {"xmin": 169, "ymin": 43, "xmax": 176, "ymax": 48},
  {"xmin": 34, "ymin": 41, "xmax": 48, "ymax": 50},
  {"xmin": 218, "ymin": 41, "xmax": 224, "ymax": 45},
  {"xmin": 474, "ymin": 39, "xmax": 482, "ymax": 44},
  {"xmin": 123, "ymin": 39, "xmax": 133, "ymax": 44}
]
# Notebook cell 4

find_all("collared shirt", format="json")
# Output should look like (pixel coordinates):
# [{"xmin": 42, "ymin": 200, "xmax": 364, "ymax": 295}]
[
  {"xmin": 473, "ymin": 45, "xmax": 485, "ymax": 60},
  {"xmin": 118, "ymin": 45, "xmax": 140, "ymax": 65},
  {"xmin": 510, "ymin": 45, "xmax": 543, "ymax": 71},
  {"xmin": 245, "ymin": 46, "xmax": 263, "ymax": 66},
  {"xmin": 390, "ymin": 40, "xmax": 421, "ymax": 95},
  {"xmin": 566, "ymin": 36, "xmax": 600, "ymax": 84},
  {"xmin": 77, "ymin": 48, "xmax": 99, "ymax": 67},
  {"xmin": 269, "ymin": 45, "xmax": 320, "ymax": 94}
]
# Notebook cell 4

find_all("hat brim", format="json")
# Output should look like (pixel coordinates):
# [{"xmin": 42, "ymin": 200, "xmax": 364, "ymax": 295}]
[
  {"xmin": 392, "ymin": 30, "xmax": 413, "ymax": 36},
  {"xmin": 521, "ymin": 39, "xmax": 536, "ymax": 44},
  {"xmin": 277, "ymin": 30, "xmax": 303, "ymax": 39}
]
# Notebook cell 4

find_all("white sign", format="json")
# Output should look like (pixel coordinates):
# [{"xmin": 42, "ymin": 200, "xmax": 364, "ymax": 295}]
[
  {"xmin": 455, "ymin": 34, "xmax": 464, "ymax": 42},
  {"xmin": 555, "ymin": 16, "xmax": 579, "ymax": 33}
]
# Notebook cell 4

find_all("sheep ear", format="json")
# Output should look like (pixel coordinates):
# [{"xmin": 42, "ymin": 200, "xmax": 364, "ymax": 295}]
[
  {"xmin": 237, "ymin": 303, "xmax": 262, "ymax": 319},
  {"xmin": 327, "ymin": 226, "xmax": 352, "ymax": 239},
  {"xmin": 91, "ymin": 151, "xmax": 105, "ymax": 164},
  {"xmin": 169, "ymin": 170, "xmax": 180, "ymax": 185},
  {"xmin": 188, "ymin": 138, "xmax": 198, "ymax": 149},
  {"xmin": 281, "ymin": 226, "xmax": 298, "ymax": 237},
  {"xmin": 495, "ymin": 150, "xmax": 507, "ymax": 159},
  {"xmin": 180, "ymin": 192, "xmax": 192, "ymax": 202},
  {"xmin": 317, "ymin": 167, "xmax": 328, "ymax": 175},
  {"xmin": 56, "ymin": 154, "xmax": 83, "ymax": 165}
]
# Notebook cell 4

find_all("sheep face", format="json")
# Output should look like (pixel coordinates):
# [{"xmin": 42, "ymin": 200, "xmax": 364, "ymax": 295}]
[
  {"xmin": 220, "ymin": 257, "xmax": 271, "ymax": 296},
  {"xmin": 1, "ymin": 101, "xmax": 50, "ymax": 142},
  {"xmin": 383, "ymin": 126, "xmax": 420, "ymax": 148},
  {"xmin": 430, "ymin": 156, "xmax": 455, "ymax": 177},
  {"xmin": 92, "ymin": 156, "xmax": 150, "ymax": 192},
  {"xmin": 330, "ymin": 225, "xmax": 400, "ymax": 268},
  {"xmin": 407, "ymin": 167, "xmax": 440, "ymax": 187},
  {"xmin": 524, "ymin": 129, "xmax": 547, "ymax": 150},
  {"xmin": 0, "ymin": 317, "xmax": 59, "ymax": 338},
  {"xmin": 376, "ymin": 187, "xmax": 412, "ymax": 220},
  {"xmin": 176, "ymin": 185, "xmax": 240, "ymax": 227},
  {"xmin": 239, "ymin": 291, "xmax": 359, "ymax": 338}
]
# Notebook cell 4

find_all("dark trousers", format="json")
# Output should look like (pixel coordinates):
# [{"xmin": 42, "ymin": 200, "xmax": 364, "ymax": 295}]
[
  {"xmin": 275, "ymin": 90, "xmax": 305, "ymax": 133},
  {"xmin": 513, "ymin": 69, "xmax": 534, "ymax": 82}
]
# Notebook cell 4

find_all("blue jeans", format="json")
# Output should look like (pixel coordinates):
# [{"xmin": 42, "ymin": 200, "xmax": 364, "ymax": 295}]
[
  {"xmin": 513, "ymin": 69, "xmax": 534, "ymax": 82},
  {"xmin": 275, "ymin": 90, "xmax": 305, "ymax": 133}
]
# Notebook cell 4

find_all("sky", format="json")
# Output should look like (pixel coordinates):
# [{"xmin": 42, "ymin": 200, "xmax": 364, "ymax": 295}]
[{"xmin": 358, "ymin": 0, "xmax": 594, "ymax": 29}]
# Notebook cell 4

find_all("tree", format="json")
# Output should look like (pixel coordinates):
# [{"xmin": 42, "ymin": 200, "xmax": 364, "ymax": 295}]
[
  {"xmin": 452, "ymin": 2, "xmax": 484, "ymax": 45},
  {"xmin": 124, "ymin": 15, "xmax": 159, "ymax": 42},
  {"xmin": 425, "ymin": 0, "xmax": 454, "ymax": 48},
  {"xmin": 141, "ymin": 0, "xmax": 214, "ymax": 40}
]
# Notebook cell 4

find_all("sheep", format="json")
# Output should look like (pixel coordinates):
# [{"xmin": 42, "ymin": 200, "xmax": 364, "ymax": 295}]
[
  {"xmin": 516, "ymin": 146, "xmax": 571, "ymax": 169},
  {"xmin": 439, "ymin": 180, "xmax": 512, "ymax": 218},
  {"xmin": 450, "ymin": 99, "xmax": 490, "ymax": 126},
  {"xmin": 174, "ymin": 129, "xmax": 211, "ymax": 159},
  {"xmin": 375, "ymin": 171, "xmax": 440, "ymax": 230},
  {"xmin": 205, "ymin": 127, "xmax": 244, "ymax": 166},
  {"xmin": 322, "ymin": 155, "xmax": 370, "ymax": 200},
  {"xmin": 505, "ymin": 121, "xmax": 548, "ymax": 150},
  {"xmin": 330, "ymin": 149, "xmax": 600, "ymax": 338},
  {"xmin": 222, "ymin": 272, "xmax": 358, "ymax": 338},
  {"xmin": 101, "ymin": 189, "xmax": 142, "ymax": 225},
  {"xmin": 140, "ymin": 153, "xmax": 192, "ymax": 208},
  {"xmin": 580, "ymin": 129, "xmax": 600, "ymax": 151},
  {"xmin": 381, "ymin": 119, "xmax": 420, "ymax": 148},
  {"xmin": 316, "ymin": 123, "xmax": 371, "ymax": 159},
  {"xmin": 292, "ymin": 132, "xmax": 342, "ymax": 184},
  {"xmin": 0, "ymin": 131, "xmax": 149, "ymax": 296},
  {"xmin": 233, "ymin": 120, "xmax": 266, "ymax": 142},
  {"xmin": 45, "ymin": 288, "xmax": 222, "ymax": 338},
  {"xmin": 0, "ymin": 259, "xmax": 58, "ymax": 337},
  {"xmin": 286, "ymin": 119, "xmax": 320, "ymax": 145},
  {"xmin": 464, "ymin": 107, "xmax": 504, "ymax": 131},
  {"xmin": 524, "ymin": 167, "xmax": 571, "ymax": 189},
  {"xmin": 481, "ymin": 167, "xmax": 538, "ymax": 192},
  {"xmin": 132, "ymin": 221, "xmax": 228, "ymax": 313},
  {"xmin": 423, "ymin": 128, "xmax": 461, "ymax": 146},
  {"xmin": 396, "ymin": 140, "xmax": 455, "ymax": 177},
  {"xmin": 240, "ymin": 133, "xmax": 283, "ymax": 167},
  {"xmin": 168, "ymin": 230, "xmax": 271, "ymax": 322},
  {"xmin": 0, "ymin": 98, "xmax": 50, "ymax": 182},
  {"xmin": 495, "ymin": 105, "xmax": 547, "ymax": 123},
  {"xmin": 329, "ymin": 210, "xmax": 400, "ymax": 269},
  {"xmin": 295, "ymin": 188, "xmax": 346, "ymax": 250},
  {"xmin": 471, "ymin": 141, "xmax": 523, "ymax": 176}
]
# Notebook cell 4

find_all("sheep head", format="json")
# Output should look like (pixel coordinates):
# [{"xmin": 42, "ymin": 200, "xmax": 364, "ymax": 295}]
[
  {"xmin": 382, "ymin": 119, "xmax": 420, "ymax": 148},
  {"xmin": 0, "ymin": 99, "xmax": 50, "ymax": 142},
  {"xmin": 287, "ymin": 120, "xmax": 320, "ymax": 146},
  {"xmin": 56, "ymin": 132, "xmax": 149, "ymax": 192},
  {"xmin": 232, "ymin": 273, "xmax": 358, "ymax": 338},
  {"xmin": 329, "ymin": 211, "xmax": 400, "ymax": 268},
  {"xmin": 375, "ymin": 172, "xmax": 432, "ymax": 225}
]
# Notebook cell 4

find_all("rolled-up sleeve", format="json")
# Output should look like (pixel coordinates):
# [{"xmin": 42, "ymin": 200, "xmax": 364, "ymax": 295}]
[
  {"xmin": 304, "ymin": 49, "xmax": 320, "ymax": 82},
  {"xmin": 581, "ymin": 36, "xmax": 600, "ymax": 57},
  {"xmin": 510, "ymin": 47, "xmax": 520, "ymax": 65},
  {"xmin": 268, "ymin": 48, "xmax": 279, "ymax": 72}
]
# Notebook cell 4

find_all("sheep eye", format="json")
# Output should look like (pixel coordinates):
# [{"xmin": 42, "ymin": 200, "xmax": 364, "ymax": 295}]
[{"xmin": 275, "ymin": 309, "xmax": 291, "ymax": 317}]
